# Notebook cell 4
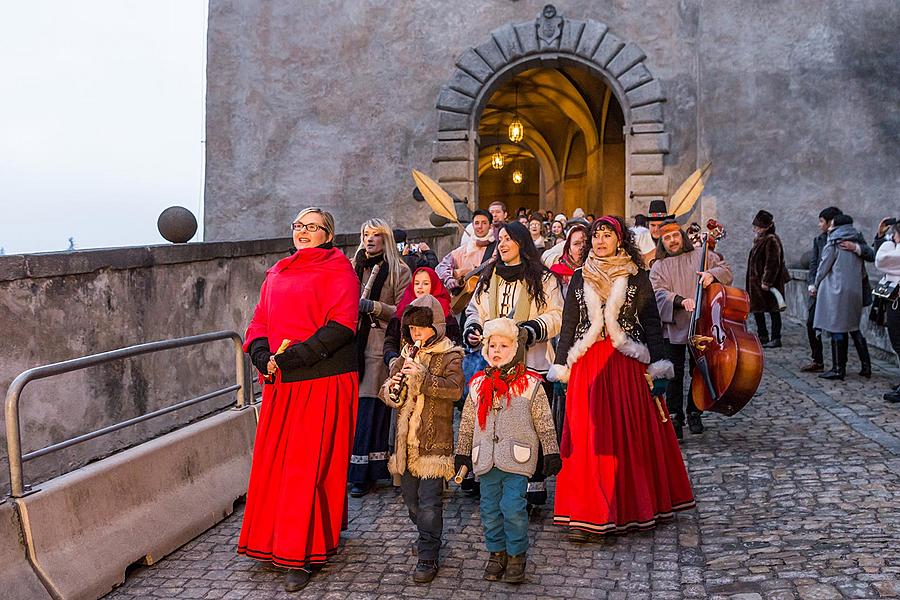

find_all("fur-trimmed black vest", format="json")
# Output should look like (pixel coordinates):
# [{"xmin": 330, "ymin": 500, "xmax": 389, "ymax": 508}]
[{"xmin": 549, "ymin": 269, "xmax": 672, "ymax": 383}]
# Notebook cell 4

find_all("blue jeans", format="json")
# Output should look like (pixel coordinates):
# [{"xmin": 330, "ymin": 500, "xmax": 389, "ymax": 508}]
[{"xmin": 479, "ymin": 468, "xmax": 529, "ymax": 556}]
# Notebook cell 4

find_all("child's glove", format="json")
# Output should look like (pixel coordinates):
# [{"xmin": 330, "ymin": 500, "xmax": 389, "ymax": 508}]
[
  {"xmin": 543, "ymin": 453, "xmax": 562, "ymax": 477},
  {"xmin": 454, "ymin": 454, "xmax": 473, "ymax": 473},
  {"xmin": 650, "ymin": 378, "xmax": 668, "ymax": 397}
]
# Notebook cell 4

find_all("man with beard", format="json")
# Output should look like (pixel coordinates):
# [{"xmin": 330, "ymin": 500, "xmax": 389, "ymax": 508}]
[
  {"xmin": 436, "ymin": 209, "xmax": 496, "ymax": 298},
  {"xmin": 649, "ymin": 219, "xmax": 733, "ymax": 439},
  {"xmin": 644, "ymin": 200, "xmax": 675, "ymax": 266}
]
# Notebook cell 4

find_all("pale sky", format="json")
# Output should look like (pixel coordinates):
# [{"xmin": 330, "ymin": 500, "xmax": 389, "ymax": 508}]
[{"xmin": 0, "ymin": 1, "xmax": 208, "ymax": 255}]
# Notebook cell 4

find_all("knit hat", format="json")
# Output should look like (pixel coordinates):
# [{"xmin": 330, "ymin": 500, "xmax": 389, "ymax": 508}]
[
  {"xmin": 481, "ymin": 317, "xmax": 527, "ymax": 369},
  {"xmin": 752, "ymin": 210, "xmax": 774, "ymax": 228},
  {"xmin": 554, "ymin": 214, "xmax": 568, "ymax": 224},
  {"xmin": 572, "ymin": 207, "xmax": 585, "ymax": 219}
]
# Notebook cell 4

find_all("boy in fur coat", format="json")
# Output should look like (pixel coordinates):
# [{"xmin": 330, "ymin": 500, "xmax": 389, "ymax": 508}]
[
  {"xmin": 380, "ymin": 294, "xmax": 464, "ymax": 584},
  {"xmin": 454, "ymin": 318, "xmax": 561, "ymax": 584}
]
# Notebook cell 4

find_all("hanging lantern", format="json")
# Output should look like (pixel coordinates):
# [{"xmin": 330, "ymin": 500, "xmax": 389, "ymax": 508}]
[
  {"xmin": 512, "ymin": 169, "xmax": 524, "ymax": 184},
  {"xmin": 508, "ymin": 118, "xmax": 524, "ymax": 143},
  {"xmin": 491, "ymin": 146, "xmax": 504, "ymax": 170}
]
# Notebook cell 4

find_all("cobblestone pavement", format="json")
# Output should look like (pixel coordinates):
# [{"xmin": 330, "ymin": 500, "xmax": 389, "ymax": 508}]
[{"xmin": 107, "ymin": 319, "xmax": 900, "ymax": 599}]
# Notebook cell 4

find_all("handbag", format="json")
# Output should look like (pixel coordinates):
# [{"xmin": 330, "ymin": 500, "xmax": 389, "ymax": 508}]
[{"xmin": 872, "ymin": 277, "xmax": 900, "ymax": 301}]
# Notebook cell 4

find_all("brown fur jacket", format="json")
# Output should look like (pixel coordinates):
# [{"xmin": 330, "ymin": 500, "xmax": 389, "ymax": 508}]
[
  {"xmin": 746, "ymin": 230, "xmax": 790, "ymax": 313},
  {"xmin": 379, "ymin": 336, "xmax": 464, "ymax": 480}
]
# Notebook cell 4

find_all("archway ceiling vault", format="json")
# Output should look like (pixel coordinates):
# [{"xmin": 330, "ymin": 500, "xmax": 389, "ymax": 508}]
[{"xmin": 478, "ymin": 109, "xmax": 561, "ymax": 184}]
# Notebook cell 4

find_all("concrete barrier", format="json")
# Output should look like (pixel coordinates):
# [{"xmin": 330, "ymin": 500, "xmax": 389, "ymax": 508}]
[
  {"xmin": 0, "ymin": 500, "xmax": 51, "ymax": 600},
  {"xmin": 15, "ymin": 408, "xmax": 256, "ymax": 600}
]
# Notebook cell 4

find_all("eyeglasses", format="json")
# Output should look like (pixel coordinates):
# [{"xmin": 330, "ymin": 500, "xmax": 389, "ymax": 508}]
[{"xmin": 291, "ymin": 222, "xmax": 324, "ymax": 232}]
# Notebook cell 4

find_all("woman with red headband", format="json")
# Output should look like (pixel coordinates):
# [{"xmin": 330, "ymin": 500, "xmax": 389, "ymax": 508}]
[{"xmin": 548, "ymin": 215, "xmax": 695, "ymax": 542}]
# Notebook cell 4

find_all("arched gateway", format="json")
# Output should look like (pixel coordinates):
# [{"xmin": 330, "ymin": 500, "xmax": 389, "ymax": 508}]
[{"xmin": 432, "ymin": 5, "xmax": 671, "ymax": 219}]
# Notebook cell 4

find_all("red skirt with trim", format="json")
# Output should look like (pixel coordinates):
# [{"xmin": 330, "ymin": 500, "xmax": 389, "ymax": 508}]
[
  {"xmin": 553, "ymin": 337, "xmax": 694, "ymax": 535},
  {"xmin": 237, "ymin": 372, "xmax": 358, "ymax": 568}
]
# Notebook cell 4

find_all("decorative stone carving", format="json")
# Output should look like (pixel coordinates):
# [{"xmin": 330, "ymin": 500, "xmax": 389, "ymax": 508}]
[{"xmin": 536, "ymin": 5, "xmax": 563, "ymax": 49}]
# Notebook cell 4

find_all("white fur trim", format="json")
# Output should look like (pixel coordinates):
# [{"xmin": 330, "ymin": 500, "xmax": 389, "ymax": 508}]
[
  {"xmin": 647, "ymin": 359, "xmax": 675, "ymax": 380},
  {"xmin": 547, "ymin": 364, "xmax": 570, "ymax": 383},
  {"xmin": 567, "ymin": 275, "xmax": 651, "ymax": 368}
]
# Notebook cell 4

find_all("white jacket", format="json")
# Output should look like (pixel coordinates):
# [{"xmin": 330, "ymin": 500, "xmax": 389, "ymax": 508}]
[{"xmin": 875, "ymin": 240, "xmax": 900, "ymax": 283}]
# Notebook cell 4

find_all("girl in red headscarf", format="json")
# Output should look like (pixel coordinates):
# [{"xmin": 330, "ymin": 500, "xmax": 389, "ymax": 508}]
[
  {"xmin": 548, "ymin": 216, "xmax": 694, "ymax": 542},
  {"xmin": 383, "ymin": 267, "xmax": 461, "ymax": 367},
  {"xmin": 239, "ymin": 208, "xmax": 359, "ymax": 592}
]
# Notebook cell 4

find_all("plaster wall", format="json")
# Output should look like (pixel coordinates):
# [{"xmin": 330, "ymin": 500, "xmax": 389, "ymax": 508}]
[{"xmin": 204, "ymin": 0, "xmax": 899, "ymax": 283}]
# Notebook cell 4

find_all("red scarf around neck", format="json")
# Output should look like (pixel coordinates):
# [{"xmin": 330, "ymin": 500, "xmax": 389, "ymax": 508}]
[{"xmin": 474, "ymin": 364, "xmax": 540, "ymax": 430}]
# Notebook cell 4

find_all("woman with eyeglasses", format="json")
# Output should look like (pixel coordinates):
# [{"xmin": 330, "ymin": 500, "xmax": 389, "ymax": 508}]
[
  {"xmin": 238, "ymin": 207, "xmax": 360, "ymax": 592},
  {"xmin": 548, "ymin": 216, "xmax": 694, "ymax": 543}
]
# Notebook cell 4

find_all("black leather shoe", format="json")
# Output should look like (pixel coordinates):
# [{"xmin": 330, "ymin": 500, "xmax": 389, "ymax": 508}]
[
  {"xmin": 504, "ymin": 554, "xmax": 527, "ymax": 583},
  {"xmin": 800, "ymin": 362, "xmax": 824, "ymax": 373},
  {"xmin": 762, "ymin": 338, "xmax": 782, "ymax": 348},
  {"xmin": 884, "ymin": 390, "xmax": 900, "ymax": 403},
  {"xmin": 859, "ymin": 365, "xmax": 872, "ymax": 378},
  {"xmin": 818, "ymin": 369, "xmax": 845, "ymax": 381},
  {"xmin": 413, "ymin": 560, "xmax": 438, "ymax": 584},
  {"xmin": 349, "ymin": 483, "xmax": 373, "ymax": 498},
  {"xmin": 283, "ymin": 569, "xmax": 311, "ymax": 593},
  {"xmin": 483, "ymin": 551, "xmax": 507, "ymax": 581},
  {"xmin": 687, "ymin": 414, "xmax": 704, "ymax": 434}
]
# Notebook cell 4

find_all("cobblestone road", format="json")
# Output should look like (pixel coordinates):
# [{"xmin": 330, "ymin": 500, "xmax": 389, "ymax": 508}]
[{"xmin": 107, "ymin": 319, "xmax": 900, "ymax": 599}]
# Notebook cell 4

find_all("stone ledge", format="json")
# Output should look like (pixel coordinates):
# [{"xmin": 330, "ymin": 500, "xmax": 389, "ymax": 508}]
[{"xmin": 0, "ymin": 228, "xmax": 457, "ymax": 282}]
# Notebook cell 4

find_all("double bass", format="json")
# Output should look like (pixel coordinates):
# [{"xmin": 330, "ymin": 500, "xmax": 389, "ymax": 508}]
[{"xmin": 687, "ymin": 222, "xmax": 764, "ymax": 416}]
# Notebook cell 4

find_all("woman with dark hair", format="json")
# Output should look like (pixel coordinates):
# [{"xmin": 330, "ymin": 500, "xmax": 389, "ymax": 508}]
[
  {"xmin": 746, "ymin": 210, "xmax": 790, "ymax": 348},
  {"xmin": 464, "ymin": 220, "xmax": 563, "ymax": 507},
  {"xmin": 240, "ymin": 207, "xmax": 359, "ymax": 591},
  {"xmin": 548, "ymin": 215, "xmax": 694, "ymax": 542},
  {"xmin": 549, "ymin": 224, "xmax": 588, "ymax": 295}
]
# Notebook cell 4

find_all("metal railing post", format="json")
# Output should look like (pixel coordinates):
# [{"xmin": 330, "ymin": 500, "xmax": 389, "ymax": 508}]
[
  {"xmin": 231, "ymin": 333, "xmax": 250, "ymax": 408},
  {"xmin": 5, "ymin": 373, "xmax": 27, "ymax": 498}
]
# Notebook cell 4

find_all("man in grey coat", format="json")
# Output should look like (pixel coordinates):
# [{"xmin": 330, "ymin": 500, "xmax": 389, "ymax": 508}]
[{"xmin": 811, "ymin": 214, "xmax": 872, "ymax": 380}]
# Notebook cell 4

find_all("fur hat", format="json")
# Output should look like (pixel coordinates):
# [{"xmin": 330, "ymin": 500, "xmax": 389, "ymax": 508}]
[
  {"xmin": 401, "ymin": 294, "xmax": 446, "ymax": 345},
  {"xmin": 481, "ymin": 317, "xmax": 527, "ymax": 369},
  {"xmin": 752, "ymin": 210, "xmax": 774, "ymax": 228}
]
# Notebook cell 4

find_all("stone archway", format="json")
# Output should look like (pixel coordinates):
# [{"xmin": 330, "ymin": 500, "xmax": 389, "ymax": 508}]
[{"xmin": 431, "ymin": 4, "xmax": 671, "ymax": 218}]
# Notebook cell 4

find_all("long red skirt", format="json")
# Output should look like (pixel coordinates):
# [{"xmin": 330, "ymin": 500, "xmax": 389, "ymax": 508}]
[
  {"xmin": 553, "ymin": 338, "xmax": 695, "ymax": 535},
  {"xmin": 237, "ymin": 372, "xmax": 358, "ymax": 568}
]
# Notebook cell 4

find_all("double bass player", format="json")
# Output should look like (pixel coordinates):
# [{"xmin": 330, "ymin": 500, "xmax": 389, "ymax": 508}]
[{"xmin": 649, "ymin": 219, "xmax": 733, "ymax": 439}]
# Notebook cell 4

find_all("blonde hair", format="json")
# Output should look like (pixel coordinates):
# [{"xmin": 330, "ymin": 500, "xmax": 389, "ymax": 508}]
[
  {"xmin": 293, "ymin": 207, "xmax": 335, "ymax": 241},
  {"xmin": 354, "ymin": 218, "xmax": 405, "ymax": 290}
]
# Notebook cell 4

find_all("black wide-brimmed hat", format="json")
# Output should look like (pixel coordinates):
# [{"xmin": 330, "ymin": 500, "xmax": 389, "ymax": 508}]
[
  {"xmin": 752, "ymin": 210, "xmax": 774, "ymax": 228},
  {"xmin": 646, "ymin": 200, "xmax": 674, "ymax": 222}
]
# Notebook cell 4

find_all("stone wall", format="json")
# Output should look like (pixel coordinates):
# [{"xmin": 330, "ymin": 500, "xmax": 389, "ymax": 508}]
[
  {"xmin": 0, "ymin": 228, "xmax": 457, "ymax": 493},
  {"xmin": 204, "ymin": 0, "xmax": 900, "ymax": 286}
]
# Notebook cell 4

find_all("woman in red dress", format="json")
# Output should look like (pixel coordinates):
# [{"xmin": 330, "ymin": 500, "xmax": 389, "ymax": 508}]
[
  {"xmin": 548, "ymin": 216, "xmax": 694, "ymax": 542},
  {"xmin": 239, "ymin": 207, "xmax": 360, "ymax": 592}
]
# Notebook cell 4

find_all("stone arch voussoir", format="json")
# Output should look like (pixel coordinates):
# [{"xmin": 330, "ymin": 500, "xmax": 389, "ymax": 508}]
[{"xmin": 432, "ymin": 5, "xmax": 672, "ymax": 217}]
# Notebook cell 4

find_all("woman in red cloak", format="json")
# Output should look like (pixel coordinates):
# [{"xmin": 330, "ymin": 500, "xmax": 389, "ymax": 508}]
[
  {"xmin": 548, "ymin": 216, "xmax": 694, "ymax": 542},
  {"xmin": 239, "ymin": 207, "xmax": 359, "ymax": 592}
]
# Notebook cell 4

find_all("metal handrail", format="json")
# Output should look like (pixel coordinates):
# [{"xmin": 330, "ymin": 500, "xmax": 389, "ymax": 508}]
[{"xmin": 4, "ymin": 330, "xmax": 250, "ymax": 498}]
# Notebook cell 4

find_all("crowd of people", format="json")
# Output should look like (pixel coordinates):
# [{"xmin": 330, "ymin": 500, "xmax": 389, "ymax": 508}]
[{"xmin": 235, "ymin": 200, "xmax": 900, "ymax": 592}]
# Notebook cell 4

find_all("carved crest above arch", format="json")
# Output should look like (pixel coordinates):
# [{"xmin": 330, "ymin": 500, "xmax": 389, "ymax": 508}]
[{"xmin": 431, "ymin": 4, "xmax": 672, "ymax": 215}]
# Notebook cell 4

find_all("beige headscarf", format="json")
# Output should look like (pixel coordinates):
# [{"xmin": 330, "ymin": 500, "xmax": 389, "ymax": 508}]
[{"xmin": 582, "ymin": 248, "xmax": 638, "ymax": 302}]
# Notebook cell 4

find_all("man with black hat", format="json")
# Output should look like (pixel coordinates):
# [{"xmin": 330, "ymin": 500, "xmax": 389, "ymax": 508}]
[
  {"xmin": 650, "ymin": 219, "xmax": 734, "ymax": 438},
  {"xmin": 644, "ymin": 200, "xmax": 675, "ymax": 265}
]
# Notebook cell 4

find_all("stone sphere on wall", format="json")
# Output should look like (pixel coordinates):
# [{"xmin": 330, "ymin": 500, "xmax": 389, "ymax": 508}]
[{"xmin": 157, "ymin": 206, "xmax": 198, "ymax": 243}]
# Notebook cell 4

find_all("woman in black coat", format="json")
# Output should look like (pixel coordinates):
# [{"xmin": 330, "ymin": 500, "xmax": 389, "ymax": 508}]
[{"xmin": 746, "ymin": 210, "xmax": 790, "ymax": 348}]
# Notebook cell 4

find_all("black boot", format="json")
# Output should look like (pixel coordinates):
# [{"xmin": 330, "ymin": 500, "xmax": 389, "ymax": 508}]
[
  {"xmin": 413, "ymin": 560, "xmax": 438, "ymax": 584},
  {"xmin": 818, "ymin": 338, "xmax": 844, "ymax": 381},
  {"xmin": 283, "ymin": 569, "xmax": 311, "ymax": 593},
  {"xmin": 850, "ymin": 331, "xmax": 871, "ymax": 378},
  {"xmin": 687, "ymin": 413, "xmax": 704, "ymax": 434}
]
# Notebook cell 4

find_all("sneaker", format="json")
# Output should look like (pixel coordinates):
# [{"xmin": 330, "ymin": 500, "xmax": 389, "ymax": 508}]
[
  {"xmin": 799, "ymin": 362, "xmax": 824, "ymax": 373},
  {"xmin": 483, "ymin": 551, "xmax": 507, "ymax": 581},
  {"xmin": 283, "ymin": 568, "xmax": 311, "ymax": 593},
  {"xmin": 413, "ymin": 560, "xmax": 438, "ymax": 584},
  {"xmin": 504, "ymin": 554, "xmax": 527, "ymax": 584},
  {"xmin": 687, "ymin": 414, "xmax": 704, "ymax": 434}
]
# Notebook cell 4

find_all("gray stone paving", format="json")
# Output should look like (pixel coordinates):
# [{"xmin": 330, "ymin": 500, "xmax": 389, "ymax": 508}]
[{"xmin": 106, "ymin": 319, "xmax": 900, "ymax": 599}]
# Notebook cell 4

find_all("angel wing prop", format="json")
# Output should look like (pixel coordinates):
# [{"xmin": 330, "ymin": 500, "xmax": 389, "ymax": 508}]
[{"xmin": 670, "ymin": 162, "xmax": 712, "ymax": 219}]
